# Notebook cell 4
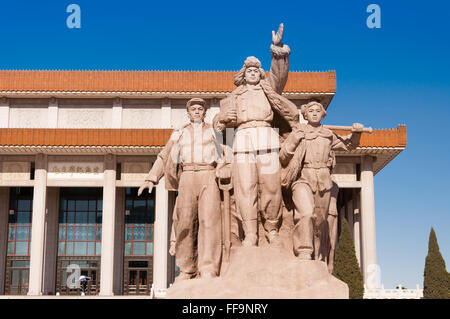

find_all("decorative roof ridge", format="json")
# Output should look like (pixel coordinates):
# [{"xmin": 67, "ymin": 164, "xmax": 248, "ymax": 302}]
[{"xmin": 0, "ymin": 69, "xmax": 334, "ymax": 73}]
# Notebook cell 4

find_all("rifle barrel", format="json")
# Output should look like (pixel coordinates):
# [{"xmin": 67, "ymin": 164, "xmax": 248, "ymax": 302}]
[{"xmin": 324, "ymin": 125, "xmax": 373, "ymax": 133}]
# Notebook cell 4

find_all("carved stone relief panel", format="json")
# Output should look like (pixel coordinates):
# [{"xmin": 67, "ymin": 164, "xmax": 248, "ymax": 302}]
[
  {"xmin": 332, "ymin": 163, "xmax": 356, "ymax": 182},
  {"xmin": 121, "ymin": 162, "xmax": 150, "ymax": 181},
  {"xmin": 1, "ymin": 162, "xmax": 31, "ymax": 180}
]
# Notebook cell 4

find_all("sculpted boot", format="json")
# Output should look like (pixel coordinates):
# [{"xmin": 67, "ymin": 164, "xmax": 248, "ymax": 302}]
[
  {"xmin": 297, "ymin": 249, "xmax": 313, "ymax": 261},
  {"xmin": 174, "ymin": 271, "xmax": 196, "ymax": 283},
  {"xmin": 266, "ymin": 229, "xmax": 282, "ymax": 247},
  {"xmin": 241, "ymin": 220, "xmax": 258, "ymax": 247}
]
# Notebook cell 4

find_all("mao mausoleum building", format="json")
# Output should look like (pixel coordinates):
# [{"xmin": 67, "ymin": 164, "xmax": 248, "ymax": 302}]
[{"xmin": 0, "ymin": 70, "xmax": 406, "ymax": 296}]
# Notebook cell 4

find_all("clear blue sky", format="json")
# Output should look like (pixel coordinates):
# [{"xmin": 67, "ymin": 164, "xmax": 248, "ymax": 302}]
[{"xmin": 1, "ymin": 0, "xmax": 449, "ymax": 289}]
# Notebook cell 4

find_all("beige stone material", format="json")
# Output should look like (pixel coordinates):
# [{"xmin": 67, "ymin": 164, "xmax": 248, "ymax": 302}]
[
  {"xmin": 361, "ymin": 155, "xmax": 377, "ymax": 283},
  {"xmin": 121, "ymin": 162, "xmax": 150, "ymax": 181},
  {"xmin": 139, "ymin": 98, "xmax": 225, "ymax": 280},
  {"xmin": 332, "ymin": 163, "xmax": 356, "ymax": 182},
  {"xmin": 154, "ymin": 178, "xmax": 169, "ymax": 297},
  {"xmin": 100, "ymin": 154, "xmax": 117, "ymax": 296},
  {"xmin": 280, "ymin": 101, "xmax": 363, "ymax": 261},
  {"xmin": 213, "ymin": 23, "xmax": 299, "ymax": 247},
  {"xmin": 28, "ymin": 154, "xmax": 47, "ymax": 295},
  {"xmin": 166, "ymin": 246, "xmax": 348, "ymax": 299},
  {"xmin": 1, "ymin": 162, "xmax": 30, "ymax": 181}
]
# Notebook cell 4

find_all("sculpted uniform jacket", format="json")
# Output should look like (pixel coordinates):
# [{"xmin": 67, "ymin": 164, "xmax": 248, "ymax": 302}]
[
  {"xmin": 213, "ymin": 44, "xmax": 300, "ymax": 143},
  {"xmin": 144, "ymin": 122, "xmax": 224, "ymax": 190},
  {"xmin": 280, "ymin": 124, "xmax": 360, "ymax": 192}
]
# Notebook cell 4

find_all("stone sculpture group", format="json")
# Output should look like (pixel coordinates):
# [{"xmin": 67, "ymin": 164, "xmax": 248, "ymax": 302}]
[{"xmin": 138, "ymin": 24, "xmax": 369, "ymax": 298}]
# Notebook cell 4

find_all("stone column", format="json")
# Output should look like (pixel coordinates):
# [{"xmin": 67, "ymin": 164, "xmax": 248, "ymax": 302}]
[
  {"xmin": 360, "ymin": 155, "xmax": 377, "ymax": 284},
  {"xmin": 100, "ymin": 154, "xmax": 117, "ymax": 296},
  {"xmin": 346, "ymin": 192, "xmax": 354, "ymax": 238},
  {"xmin": 153, "ymin": 177, "xmax": 168, "ymax": 297},
  {"xmin": 161, "ymin": 98, "xmax": 172, "ymax": 128},
  {"xmin": 112, "ymin": 98, "xmax": 123, "ymax": 129},
  {"xmin": 48, "ymin": 98, "xmax": 58, "ymax": 128},
  {"xmin": 352, "ymin": 189, "xmax": 362, "ymax": 268},
  {"xmin": 0, "ymin": 98, "xmax": 10, "ymax": 128},
  {"xmin": 0, "ymin": 187, "xmax": 10, "ymax": 295},
  {"xmin": 166, "ymin": 191, "xmax": 176, "ymax": 286},
  {"xmin": 43, "ymin": 187, "xmax": 59, "ymax": 295},
  {"xmin": 28, "ymin": 154, "xmax": 48, "ymax": 296},
  {"xmin": 113, "ymin": 188, "xmax": 125, "ymax": 295}
]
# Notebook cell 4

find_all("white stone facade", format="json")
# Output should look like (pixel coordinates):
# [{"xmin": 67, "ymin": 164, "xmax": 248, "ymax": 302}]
[{"xmin": 0, "ymin": 96, "xmax": 383, "ymax": 297}]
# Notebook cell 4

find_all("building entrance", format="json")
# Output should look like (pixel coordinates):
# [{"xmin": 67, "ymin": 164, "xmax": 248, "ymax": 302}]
[
  {"xmin": 55, "ymin": 188, "xmax": 103, "ymax": 295},
  {"xmin": 123, "ymin": 259, "xmax": 151, "ymax": 295},
  {"xmin": 56, "ymin": 258, "xmax": 100, "ymax": 295},
  {"xmin": 5, "ymin": 259, "xmax": 29, "ymax": 295},
  {"xmin": 4, "ymin": 187, "xmax": 33, "ymax": 295},
  {"xmin": 122, "ymin": 188, "xmax": 155, "ymax": 295}
]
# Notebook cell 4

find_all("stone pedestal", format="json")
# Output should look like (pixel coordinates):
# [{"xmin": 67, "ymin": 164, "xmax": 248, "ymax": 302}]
[{"xmin": 166, "ymin": 246, "xmax": 348, "ymax": 299}]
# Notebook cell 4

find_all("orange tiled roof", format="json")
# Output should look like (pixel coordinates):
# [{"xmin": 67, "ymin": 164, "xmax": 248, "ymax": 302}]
[
  {"xmin": 333, "ymin": 125, "xmax": 407, "ymax": 148},
  {"xmin": 0, "ymin": 70, "xmax": 336, "ymax": 93},
  {"xmin": 0, "ymin": 126, "xmax": 406, "ymax": 148}
]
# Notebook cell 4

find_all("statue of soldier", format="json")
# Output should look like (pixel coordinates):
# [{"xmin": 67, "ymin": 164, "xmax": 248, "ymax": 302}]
[
  {"xmin": 139, "ymin": 98, "xmax": 226, "ymax": 280},
  {"xmin": 279, "ymin": 101, "xmax": 363, "ymax": 260},
  {"xmin": 213, "ymin": 23, "xmax": 299, "ymax": 247}
]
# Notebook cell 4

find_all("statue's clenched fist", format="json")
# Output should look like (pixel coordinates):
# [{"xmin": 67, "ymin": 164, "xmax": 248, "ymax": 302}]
[
  {"xmin": 351, "ymin": 123, "xmax": 364, "ymax": 133},
  {"xmin": 220, "ymin": 108, "xmax": 237, "ymax": 124},
  {"xmin": 137, "ymin": 181, "xmax": 154, "ymax": 196}
]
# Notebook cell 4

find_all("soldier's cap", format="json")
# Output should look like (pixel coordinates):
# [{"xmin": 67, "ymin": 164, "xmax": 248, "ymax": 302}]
[
  {"xmin": 186, "ymin": 97, "xmax": 208, "ymax": 109},
  {"xmin": 244, "ymin": 56, "xmax": 262, "ymax": 69}
]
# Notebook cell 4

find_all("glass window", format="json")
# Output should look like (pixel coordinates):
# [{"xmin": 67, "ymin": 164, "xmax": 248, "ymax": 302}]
[
  {"xmin": 15, "ymin": 242, "xmax": 28, "ymax": 255},
  {"xmin": 60, "ymin": 198, "xmax": 67, "ymax": 210},
  {"xmin": 146, "ymin": 227, "xmax": 153, "ymax": 241},
  {"xmin": 87, "ymin": 227, "xmax": 95, "ymax": 240},
  {"xmin": 97, "ymin": 199, "xmax": 103, "ymax": 211},
  {"xmin": 124, "ymin": 242, "xmax": 131, "ymax": 255},
  {"xmin": 68, "ymin": 200, "xmax": 75, "ymax": 211},
  {"xmin": 74, "ymin": 227, "xmax": 87, "ymax": 240},
  {"xmin": 58, "ymin": 242, "xmax": 65, "ymax": 255},
  {"xmin": 66, "ymin": 242, "xmax": 74, "ymax": 255},
  {"xmin": 75, "ymin": 212, "xmax": 88, "ymax": 225},
  {"xmin": 96, "ymin": 242, "xmax": 101, "ymax": 255},
  {"xmin": 133, "ymin": 200, "xmax": 146, "ymax": 214},
  {"xmin": 124, "ymin": 188, "xmax": 155, "ymax": 256},
  {"xmin": 88, "ymin": 200, "xmax": 96, "ymax": 211},
  {"xmin": 76, "ymin": 200, "xmax": 88, "ymax": 211},
  {"xmin": 67, "ymin": 212, "xmax": 75, "ymax": 225},
  {"xmin": 87, "ymin": 242, "xmax": 95, "ymax": 255},
  {"xmin": 125, "ymin": 199, "xmax": 133, "ymax": 211},
  {"xmin": 16, "ymin": 227, "xmax": 29, "ymax": 241},
  {"xmin": 74, "ymin": 242, "xmax": 86, "ymax": 255},
  {"xmin": 146, "ymin": 242, "xmax": 153, "ymax": 256},
  {"xmin": 12, "ymin": 260, "xmax": 30, "ymax": 267},
  {"xmin": 133, "ymin": 242, "xmax": 145, "ymax": 255},
  {"xmin": 17, "ymin": 212, "xmax": 30, "ymax": 224},
  {"xmin": 58, "ymin": 227, "xmax": 66, "ymax": 240},
  {"xmin": 95, "ymin": 227, "xmax": 102, "ymax": 240},
  {"xmin": 66, "ymin": 226, "xmax": 74, "ymax": 240},
  {"xmin": 58, "ymin": 188, "xmax": 103, "ymax": 256},
  {"xmin": 59, "ymin": 211, "xmax": 66, "ymax": 223},
  {"xmin": 125, "ymin": 227, "xmax": 132, "ymax": 241},
  {"xmin": 7, "ymin": 188, "xmax": 33, "ymax": 257},
  {"xmin": 133, "ymin": 227, "xmax": 145, "ymax": 240},
  {"xmin": 146, "ymin": 211, "xmax": 155, "ymax": 224},
  {"xmin": 88, "ymin": 212, "xmax": 96, "ymax": 224},
  {"xmin": 134, "ymin": 212, "xmax": 145, "ymax": 225},
  {"xmin": 17, "ymin": 199, "xmax": 31, "ymax": 212},
  {"xmin": 7, "ymin": 242, "xmax": 14, "ymax": 255},
  {"xmin": 8, "ymin": 227, "xmax": 15, "ymax": 240}
]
